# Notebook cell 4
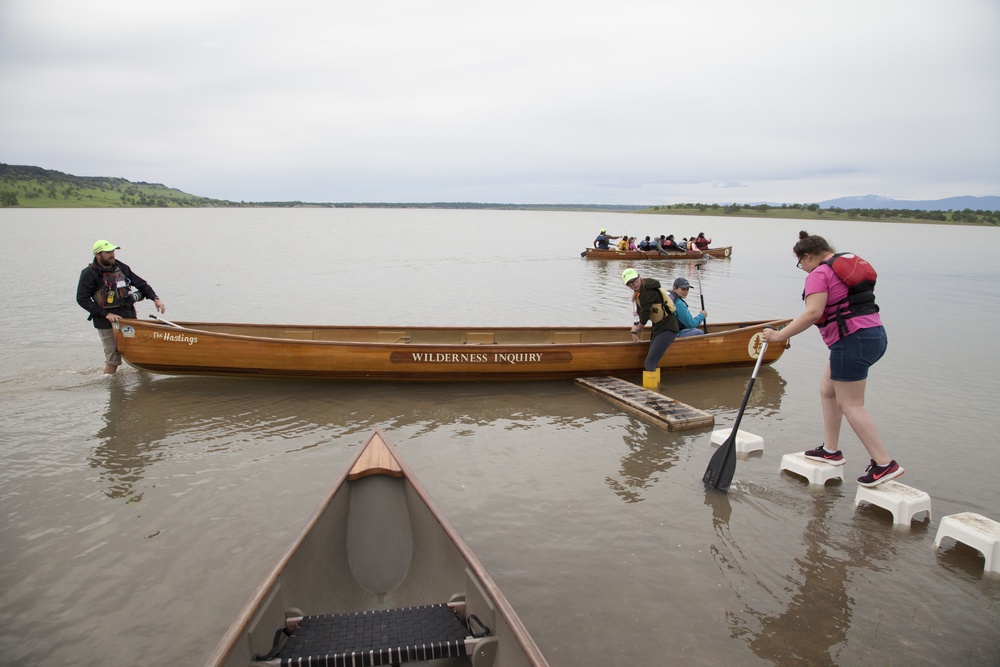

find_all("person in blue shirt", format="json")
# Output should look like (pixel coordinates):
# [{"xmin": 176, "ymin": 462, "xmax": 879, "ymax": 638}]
[{"xmin": 669, "ymin": 277, "xmax": 707, "ymax": 337}]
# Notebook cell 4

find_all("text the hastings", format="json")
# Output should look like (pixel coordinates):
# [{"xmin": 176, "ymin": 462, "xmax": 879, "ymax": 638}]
[{"xmin": 154, "ymin": 331, "xmax": 199, "ymax": 345}]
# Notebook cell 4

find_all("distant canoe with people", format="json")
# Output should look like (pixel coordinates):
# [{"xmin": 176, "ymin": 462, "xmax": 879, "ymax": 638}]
[{"xmin": 582, "ymin": 246, "xmax": 733, "ymax": 260}]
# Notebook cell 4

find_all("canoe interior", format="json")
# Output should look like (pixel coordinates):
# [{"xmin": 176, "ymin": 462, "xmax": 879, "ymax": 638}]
[
  {"xmin": 168, "ymin": 319, "xmax": 770, "ymax": 345},
  {"xmin": 207, "ymin": 430, "xmax": 547, "ymax": 667}
]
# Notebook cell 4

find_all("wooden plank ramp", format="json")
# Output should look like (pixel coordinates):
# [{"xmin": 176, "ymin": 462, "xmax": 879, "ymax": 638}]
[{"xmin": 576, "ymin": 376, "xmax": 715, "ymax": 431}]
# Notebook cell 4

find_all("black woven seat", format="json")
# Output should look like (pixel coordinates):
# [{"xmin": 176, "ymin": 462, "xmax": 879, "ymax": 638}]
[{"xmin": 274, "ymin": 603, "xmax": 473, "ymax": 666}]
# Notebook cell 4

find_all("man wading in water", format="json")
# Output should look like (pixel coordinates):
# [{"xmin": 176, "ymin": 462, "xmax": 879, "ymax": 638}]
[{"xmin": 76, "ymin": 240, "xmax": 166, "ymax": 374}]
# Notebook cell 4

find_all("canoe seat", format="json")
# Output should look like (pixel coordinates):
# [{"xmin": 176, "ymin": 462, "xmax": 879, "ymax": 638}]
[
  {"xmin": 378, "ymin": 331, "xmax": 411, "ymax": 343},
  {"xmin": 553, "ymin": 331, "xmax": 581, "ymax": 344},
  {"xmin": 464, "ymin": 332, "xmax": 495, "ymax": 345},
  {"xmin": 256, "ymin": 602, "xmax": 494, "ymax": 666}
]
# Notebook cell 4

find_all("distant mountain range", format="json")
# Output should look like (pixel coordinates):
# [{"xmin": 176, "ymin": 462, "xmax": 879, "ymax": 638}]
[{"xmin": 819, "ymin": 194, "xmax": 1000, "ymax": 211}]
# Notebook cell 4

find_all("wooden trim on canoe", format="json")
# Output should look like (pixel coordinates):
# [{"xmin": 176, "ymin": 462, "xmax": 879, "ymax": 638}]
[{"xmin": 348, "ymin": 432, "xmax": 403, "ymax": 480}]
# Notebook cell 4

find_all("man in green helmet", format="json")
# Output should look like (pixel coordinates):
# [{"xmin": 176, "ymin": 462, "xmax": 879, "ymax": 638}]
[{"xmin": 76, "ymin": 240, "xmax": 166, "ymax": 374}]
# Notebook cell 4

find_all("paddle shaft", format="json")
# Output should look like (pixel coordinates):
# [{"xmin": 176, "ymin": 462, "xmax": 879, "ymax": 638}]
[
  {"xmin": 150, "ymin": 314, "xmax": 183, "ymax": 328},
  {"xmin": 729, "ymin": 341, "xmax": 768, "ymax": 434},
  {"xmin": 695, "ymin": 263, "xmax": 707, "ymax": 333}
]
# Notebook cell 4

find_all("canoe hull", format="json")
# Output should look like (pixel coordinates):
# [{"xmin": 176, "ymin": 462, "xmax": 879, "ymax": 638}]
[
  {"xmin": 206, "ymin": 429, "xmax": 548, "ymax": 666},
  {"xmin": 115, "ymin": 318, "xmax": 790, "ymax": 381},
  {"xmin": 583, "ymin": 246, "xmax": 732, "ymax": 260}
]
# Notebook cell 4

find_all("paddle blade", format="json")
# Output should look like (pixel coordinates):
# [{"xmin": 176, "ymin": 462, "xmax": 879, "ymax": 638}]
[
  {"xmin": 702, "ymin": 341, "xmax": 768, "ymax": 492},
  {"xmin": 703, "ymin": 433, "xmax": 737, "ymax": 492}
]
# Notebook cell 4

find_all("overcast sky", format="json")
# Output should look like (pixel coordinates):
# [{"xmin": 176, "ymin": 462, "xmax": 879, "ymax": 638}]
[{"xmin": 1, "ymin": 0, "xmax": 998, "ymax": 205}]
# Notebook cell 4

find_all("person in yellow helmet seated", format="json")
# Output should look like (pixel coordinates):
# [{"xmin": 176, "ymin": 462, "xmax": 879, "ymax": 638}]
[{"xmin": 622, "ymin": 267, "xmax": 679, "ymax": 386}]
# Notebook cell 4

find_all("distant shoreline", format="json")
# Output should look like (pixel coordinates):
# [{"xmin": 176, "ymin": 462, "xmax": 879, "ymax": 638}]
[
  {"xmin": 2, "ymin": 199, "xmax": 997, "ymax": 227},
  {"xmin": 1, "ymin": 163, "xmax": 997, "ymax": 226}
]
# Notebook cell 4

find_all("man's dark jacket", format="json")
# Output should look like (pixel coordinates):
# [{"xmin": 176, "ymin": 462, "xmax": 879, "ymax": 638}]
[{"xmin": 76, "ymin": 260, "xmax": 158, "ymax": 330}]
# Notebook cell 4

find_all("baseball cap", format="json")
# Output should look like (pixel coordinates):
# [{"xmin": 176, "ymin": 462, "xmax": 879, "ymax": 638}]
[
  {"xmin": 673, "ymin": 277, "xmax": 691, "ymax": 289},
  {"xmin": 622, "ymin": 268, "xmax": 639, "ymax": 285},
  {"xmin": 92, "ymin": 240, "xmax": 120, "ymax": 254}
]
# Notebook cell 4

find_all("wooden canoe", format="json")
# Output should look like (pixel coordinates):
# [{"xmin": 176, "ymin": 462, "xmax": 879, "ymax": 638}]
[
  {"xmin": 114, "ymin": 318, "xmax": 790, "ymax": 381},
  {"xmin": 205, "ymin": 428, "xmax": 549, "ymax": 667},
  {"xmin": 582, "ymin": 246, "xmax": 732, "ymax": 260}
]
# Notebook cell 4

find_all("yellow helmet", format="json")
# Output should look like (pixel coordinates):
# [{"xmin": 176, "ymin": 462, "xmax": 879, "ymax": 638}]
[{"xmin": 92, "ymin": 240, "xmax": 120, "ymax": 254}]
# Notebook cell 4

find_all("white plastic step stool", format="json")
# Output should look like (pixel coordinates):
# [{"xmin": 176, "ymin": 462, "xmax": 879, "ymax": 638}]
[
  {"xmin": 853, "ymin": 480, "xmax": 932, "ymax": 526},
  {"xmin": 779, "ymin": 452, "xmax": 844, "ymax": 486},
  {"xmin": 934, "ymin": 512, "xmax": 1000, "ymax": 575},
  {"xmin": 710, "ymin": 429, "xmax": 764, "ymax": 454}
]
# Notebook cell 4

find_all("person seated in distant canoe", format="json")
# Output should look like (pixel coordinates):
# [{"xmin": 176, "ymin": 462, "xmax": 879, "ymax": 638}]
[
  {"xmin": 661, "ymin": 235, "xmax": 684, "ymax": 252},
  {"xmin": 594, "ymin": 228, "xmax": 622, "ymax": 249},
  {"xmin": 638, "ymin": 236, "xmax": 654, "ymax": 251},
  {"xmin": 677, "ymin": 237, "xmax": 689, "ymax": 250},
  {"xmin": 628, "ymin": 236, "xmax": 638, "ymax": 251},
  {"xmin": 616, "ymin": 236, "xmax": 629, "ymax": 251},
  {"xmin": 669, "ymin": 277, "xmax": 707, "ymax": 337},
  {"xmin": 693, "ymin": 232, "xmax": 712, "ymax": 251},
  {"xmin": 654, "ymin": 235, "xmax": 670, "ymax": 253}
]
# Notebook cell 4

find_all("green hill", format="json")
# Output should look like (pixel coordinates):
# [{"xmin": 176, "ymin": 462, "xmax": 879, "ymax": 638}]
[
  {"xmin": 0, "ymin": 163, "xmax": 236, "ymax": 208},
  {"xmin": 2, "ymin": 163, "xmax": 996, "ymax": 225}
]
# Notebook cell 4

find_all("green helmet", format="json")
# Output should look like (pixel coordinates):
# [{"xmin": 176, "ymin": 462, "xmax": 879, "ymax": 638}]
[
  {"xmin": 92, "ymin": 239, "xmax": 120, "ymax": 254},
  {"xmin": 621, "ymin": 268, "xmax": 639, "ymax": 285}
]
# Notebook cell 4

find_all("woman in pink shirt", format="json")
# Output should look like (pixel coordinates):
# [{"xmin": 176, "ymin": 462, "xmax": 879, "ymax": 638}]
[{"xmin": 762, "ymin": 231, "xmax": 903, "ymax": 487}]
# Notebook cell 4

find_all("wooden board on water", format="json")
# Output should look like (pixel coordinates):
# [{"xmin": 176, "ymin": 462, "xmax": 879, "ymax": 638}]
[{"xmin": 576, "ymin": 376, "xmax": 715, "ymax": 431}]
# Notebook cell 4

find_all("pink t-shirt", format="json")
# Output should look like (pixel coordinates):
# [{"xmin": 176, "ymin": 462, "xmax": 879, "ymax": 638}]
[{"xmin": 804, "ymin": 264, "xmax": 882, "ymax": 347}]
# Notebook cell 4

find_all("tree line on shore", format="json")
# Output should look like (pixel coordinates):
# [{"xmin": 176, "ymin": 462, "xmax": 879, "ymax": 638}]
[{"xmin": 647, "ymin": 202, "xmax": 999, "ymax": 225}]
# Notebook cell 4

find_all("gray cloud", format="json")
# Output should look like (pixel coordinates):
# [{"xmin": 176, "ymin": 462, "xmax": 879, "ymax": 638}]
[{"xmin": 1, "ymin": 0, "xmax": 998, "ymax": 204}]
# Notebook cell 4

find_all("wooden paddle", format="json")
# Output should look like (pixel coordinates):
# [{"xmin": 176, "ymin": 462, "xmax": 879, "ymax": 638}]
[
  {"xmin": 703, "ymin": 339, "xmax": 769, "ymax": 492},
  {"xmin": 694, "ymin": 263, "xmax": 708, "ymax": 334}
]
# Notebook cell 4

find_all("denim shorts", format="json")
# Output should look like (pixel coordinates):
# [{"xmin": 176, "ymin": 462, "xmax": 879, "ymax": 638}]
[{"xmin": 828, "ymin": 326, "xmax": 886, "ymax": 381}]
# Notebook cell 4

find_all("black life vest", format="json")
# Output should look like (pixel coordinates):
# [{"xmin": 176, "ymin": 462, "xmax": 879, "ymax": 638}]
[
  {"xmin": 91, "ymin": 262, "xmax": 131, "ymax": 309},
  {"xmin": 812, "ymin": 252, "xmax": 879, "ymax": 339}
]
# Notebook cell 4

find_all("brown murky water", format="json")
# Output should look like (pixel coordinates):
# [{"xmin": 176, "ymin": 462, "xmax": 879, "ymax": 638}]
[{"xmin": 1, "ymin": 208, "xmax": 998, "ymax": 665}]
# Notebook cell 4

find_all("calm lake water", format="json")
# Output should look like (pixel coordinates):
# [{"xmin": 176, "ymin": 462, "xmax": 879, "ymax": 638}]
[{"xmin": 1, "ymin": 207, "xmax": 999, "ymax": 666}]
